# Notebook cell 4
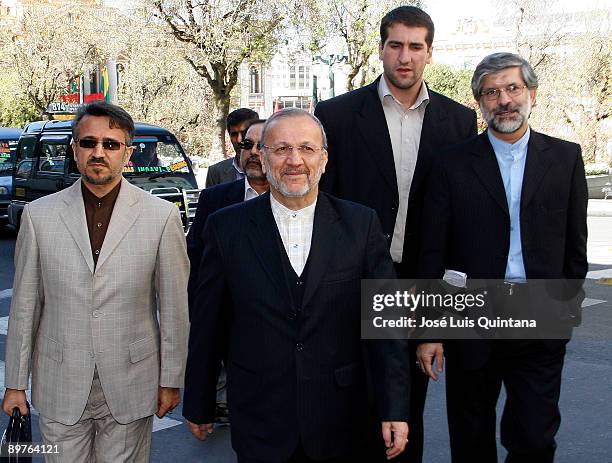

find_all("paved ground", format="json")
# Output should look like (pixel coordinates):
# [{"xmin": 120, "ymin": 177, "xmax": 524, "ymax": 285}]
[{"xmin": 0, "ymin": 216, "xmax": 610, "ymax": 462}]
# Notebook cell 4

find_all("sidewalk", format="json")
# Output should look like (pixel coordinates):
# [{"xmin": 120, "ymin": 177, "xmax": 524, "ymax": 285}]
[{"xmin": 588, "ymin": 199, "xmax": 612, "ymax": 217}]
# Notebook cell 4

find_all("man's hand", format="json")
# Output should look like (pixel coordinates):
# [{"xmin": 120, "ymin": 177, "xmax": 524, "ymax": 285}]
[
  {"xmin": 156, "ymin": 387, "xmax": 180, "ymax": 418},
  {"xmin": 2, "ymin": 389, "xmax": 28, "ymax": 416},
  {"xmin": 416, "ymin": 343, "xmax": 444, "ymax": 380},
  {"xmin": 382, "ymin": 421, "xmax": 409, "ymax": 459},
  {"xmin": 187, "ymin": 421, "xmax": 214, "ymax": 441}
]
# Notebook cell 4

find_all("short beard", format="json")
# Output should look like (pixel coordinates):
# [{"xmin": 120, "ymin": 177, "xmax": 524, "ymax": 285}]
[
  {"xmin": 84, "ymin": 173, "xmax": 114, "ymax": 185},
  {"xmin": 264, "ymin": 157, "xmax": 325, "ymax": 198},
  {"xmin": 246, "ymin": 172, "xmax": 267, "ymax": 182},
  {"xmin": 481, "ymin": 94, "xmax": 532, "ymax": 134}
]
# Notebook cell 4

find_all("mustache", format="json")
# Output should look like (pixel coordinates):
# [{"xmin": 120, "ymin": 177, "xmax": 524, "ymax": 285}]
[
  {"xmin": 281, "ymin": 168, "xmax": 309, "ymax": 176},
  {"xmin": 493, "ymin": 103, "xmax": 519, "ymax": 115},
  {"xmin": 245, "ymin": 156, "xmax": 261, "ymax": 165},
  {"xmin": 87, "ymin": 157, "xmax": 110, "ymax": 168}
]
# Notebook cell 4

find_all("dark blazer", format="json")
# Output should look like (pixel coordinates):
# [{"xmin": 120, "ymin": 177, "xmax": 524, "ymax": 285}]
[
  {"xmin": 419, "ymin": 130, "xmax": 588, "ymax": 368},
  {"xmin": 186, "ymin": 179, "xmax": 244, "ymax": 313},
  {"xmin": 315, "ymin": 77, "xmax": 477, "ymax": 277},
  {"xmin": 183, "ymin": 192, "xmax": 411, "ymax": 461},
  {"xmin": 205, "ymin": 157, "xmax": 242, "ymax": 188}
]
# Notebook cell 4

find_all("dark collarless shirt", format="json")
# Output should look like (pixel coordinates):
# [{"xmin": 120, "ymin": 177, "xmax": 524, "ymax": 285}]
[{"xmin": 81, "ymin": 181, "xmax": 121, "ymax": 268}]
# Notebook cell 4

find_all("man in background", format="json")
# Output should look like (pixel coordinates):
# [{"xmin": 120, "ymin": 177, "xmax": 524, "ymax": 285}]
[
  {"xmin": 315, "ymin": 6, "xmax": 477, "ymax": 461},
  {"xmin": 206, "ymin": 108, "xmax": 259, "ymax": 187}
]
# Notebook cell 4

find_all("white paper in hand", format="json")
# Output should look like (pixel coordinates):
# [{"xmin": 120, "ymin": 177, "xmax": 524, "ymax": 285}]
[{"xmin": 443, "ymin": 269, "xmax": 467, "ymax": 288}]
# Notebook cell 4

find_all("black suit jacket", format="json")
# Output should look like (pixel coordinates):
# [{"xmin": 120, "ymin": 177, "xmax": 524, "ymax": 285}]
[
  {"xmin": 419, "ymin": 130, "xmax": 588, "ymax": 368},
  {"xmin": 315, "ymin": 78, "xmax": 477, "ymax": 277},
  {"xmin": 186, "ymin": 179, "xmax": 244, "ymax": 313},
  {"xmin": 183, "ymin": 192, "xmax": 411, "ymax": 461}
]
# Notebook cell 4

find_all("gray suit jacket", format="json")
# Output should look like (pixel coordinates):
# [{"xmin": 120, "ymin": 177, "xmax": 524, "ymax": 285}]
[
  {"xmin": 205, "ymin": 157, "xmax": 243, "ymax": 188},
  {"xmin": 5, "ymin": 178, "xmax": 190, "ymax": 425}
]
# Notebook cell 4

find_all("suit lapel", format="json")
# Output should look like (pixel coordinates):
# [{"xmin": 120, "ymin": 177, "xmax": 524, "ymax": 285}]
[
  {"xmin": 227, "ymin": 179, "xmax": 245, "ymax": 204},
  {"xmin": 302, "ymin": 194, "xmax": 340, "ymax": 309},
  {"xmin": 521, "ymin": 131, "xmax": 552, "ymax": 210},
  {"xmin": 59, "ymin": 179, "xmax": 95, "ymax": 274},
  {"xmin": 247, "ymin": 193, "xmax": 293, "ymax": 304},
  {"xmin": 470, "ymin": 133, "xmax": 509, "ymax": 216},
  {"xmin": 410, "ymin": 89, "xmax": 443, "ymax": 197},
  {"xmin": 355, "ymin": 80, "xmax": 398, "ymax": 198},
  {"xmin": 95, "ymin": 179, "xmax": 140, "ymax": 271}
]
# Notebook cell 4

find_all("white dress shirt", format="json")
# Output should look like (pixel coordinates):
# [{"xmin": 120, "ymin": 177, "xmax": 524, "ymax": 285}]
[
  {"xmin": 270, "ymin": 193, "xmax": 316, "ymax": 276},
  {"xmin": 244, "ymin": 177, "xmax": 261, "ymax": 201},
  {"xmin": 378, "ymin": 76, "xmax": 429, "ymax": 263}
]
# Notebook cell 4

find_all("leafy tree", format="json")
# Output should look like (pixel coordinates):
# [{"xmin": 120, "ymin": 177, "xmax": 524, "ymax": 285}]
[
  {"xmin": 307, "ymin": 0, "xmax": 422, "ymax": 91},
  {"xmin": 4, "ymin": 3, "xmax": 111, "ymax": 117},
  {"xmin": 151, "ymin": 0, "xmax": 284, "ymax": 157}
]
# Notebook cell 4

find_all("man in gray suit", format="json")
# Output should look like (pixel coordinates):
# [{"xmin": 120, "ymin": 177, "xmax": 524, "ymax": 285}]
[
  {"xmin": 2, "ymin": 101, "xmax": 189, "ymax": 462},
  {"xmin": 205, "ymin": 108, "xmax": 259, "ymax": 188}
]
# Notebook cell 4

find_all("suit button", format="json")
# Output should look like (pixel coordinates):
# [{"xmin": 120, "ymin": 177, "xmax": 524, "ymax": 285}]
[
  {"xmin": 296, "ymin": 306, "xmax": 302, "ymax": 312},
  {"xmin": 296, "ymin": 280, "xmax": 303, "ymax": 286},
  {"xmin": 92, "ymin": 310, "xmax": 102, "ymax": 318},
  {"xmin": 385, "ymin": 234, "xmax": 391, "ymax": 240},
  {"xmin": 288, "ymin": 311, "xmax": 297, "ymax": 320},
  {"xmin": 296, "ymin": 343, "xmax": 304, "ymax": 352}
]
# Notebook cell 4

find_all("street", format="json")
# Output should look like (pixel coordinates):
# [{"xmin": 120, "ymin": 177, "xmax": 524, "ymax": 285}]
[{"xmin": 0, "ymin": 216, "xmax": 611, "ymax": 462}]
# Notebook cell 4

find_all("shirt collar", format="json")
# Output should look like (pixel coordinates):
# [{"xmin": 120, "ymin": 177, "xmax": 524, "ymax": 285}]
[
  {"xmin": 232, "ymin": 156, "xmax": 244, "ymax": 174},
  {"xmin": 81, "ymin": 179, "xmax": 121, "ymax": 206},
  {"xmin": 244, "ymin": 177, "xmax": 259, "ymax": 197},
  {"xmin": 270, "ymin": 192, "xmax": 317, "ymax": 219},
  {"xmin": 378, "ymin": 75, "xmax": 430, "ymax": 111},
  {"xmin": 487, "ymin": 127, "xmax": 531, "ymax": 160}
]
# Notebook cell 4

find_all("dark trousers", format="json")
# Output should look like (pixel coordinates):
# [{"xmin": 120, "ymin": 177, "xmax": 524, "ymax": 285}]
[
  {"xmin": 446, "ymin": 340, "xmax": 566, "ymax": 463},
  {"xmin": 237, "ymin": 442, "xmax": 357, "ymax": 463}
]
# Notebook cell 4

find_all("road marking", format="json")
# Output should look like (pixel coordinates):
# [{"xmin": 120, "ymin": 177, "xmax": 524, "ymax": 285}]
[
  {"xmin": 153, "ymin": 415, "xmax": 183, "ymax": 432},
  {"xmin": 0, "ymin": 288, "xmax": 12, "ymax": 300},
  {"xmin": 0, "ymin": 316, "xmax": 7, "ymax": 335},
  {"xmin": 582, "ymin": 298, "xmax": 606, "ymax": 308},
  {"xmin": 586, "ymin": 268, "xmax": 612, "ymax": 279}
]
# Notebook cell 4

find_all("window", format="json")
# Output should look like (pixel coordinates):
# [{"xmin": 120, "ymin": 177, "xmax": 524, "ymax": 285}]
[
  {"xmin": 289, "ymin": 66, "xmax": 296, "ymax": 89},
  {"xmin": 278, "ymin": 96, "xmax": 311, "ymax": 110},
  {"xmin": 298, "ymin": 65, "xmax": 310, "ymax": 89},
  {"xmin": 38, "ymin": 143, "xmax": 67, "ymax": 174},
  {"xmin": 249, "ymin": 66, "xmax": 261, "ymax": 94}
]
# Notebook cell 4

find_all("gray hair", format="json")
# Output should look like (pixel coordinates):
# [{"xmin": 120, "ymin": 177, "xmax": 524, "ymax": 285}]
[
  {"xmin": 471, "ymin": 53, "xmax": 538, "ymax": 100},
  {"xmin": 260, "ymin": 108, "xmax": 328, "ymax": 150}
]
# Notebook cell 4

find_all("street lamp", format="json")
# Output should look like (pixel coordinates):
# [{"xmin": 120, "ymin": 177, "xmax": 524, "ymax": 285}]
[{"xmin": 313, "ymin": 54, "xmax": 348, "ymax": 98}]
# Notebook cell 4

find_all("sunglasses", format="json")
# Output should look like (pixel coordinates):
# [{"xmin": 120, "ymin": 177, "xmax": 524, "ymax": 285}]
[
  {"xmin": 77, "ymin": 138, "xmax": 127, "ymax": 151},
  {"xmin": 239, "ymin": 139, "xmax": 262, "ymax": 151}
]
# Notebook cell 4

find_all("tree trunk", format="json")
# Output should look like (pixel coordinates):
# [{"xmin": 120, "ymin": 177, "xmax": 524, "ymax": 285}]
[
  {"xmin": 346, "ymin": 65, "xmax": 360, "ymax": 92},
  {"xmin": 210, "ymin": 92, "xmax": 231, "ymax": 160}
]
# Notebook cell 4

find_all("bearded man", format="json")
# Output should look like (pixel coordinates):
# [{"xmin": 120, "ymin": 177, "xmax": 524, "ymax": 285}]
[
  {"xmin": 416, "ymin": 53, "xmax": 588, "ymax": 463},
  {"xmin": 183, "ymin": 108, "xmax": 411, "ymax": 463}
]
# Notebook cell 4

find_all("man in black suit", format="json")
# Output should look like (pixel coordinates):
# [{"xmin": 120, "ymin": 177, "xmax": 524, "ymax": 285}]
[
  {"xmin": 205, "ymin": 108, "xmax": 259, "ymax": 188},
  {"xmin": 183, "ymin": 108, "xmax": 411, "ymax": 462},
  {"xmin": 416, "ymin": 53, "xmax": 588, "ymax": 462},
  {"xmin": 314, "ymin": 6, "xmax": 477, "ymax": 461}
]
